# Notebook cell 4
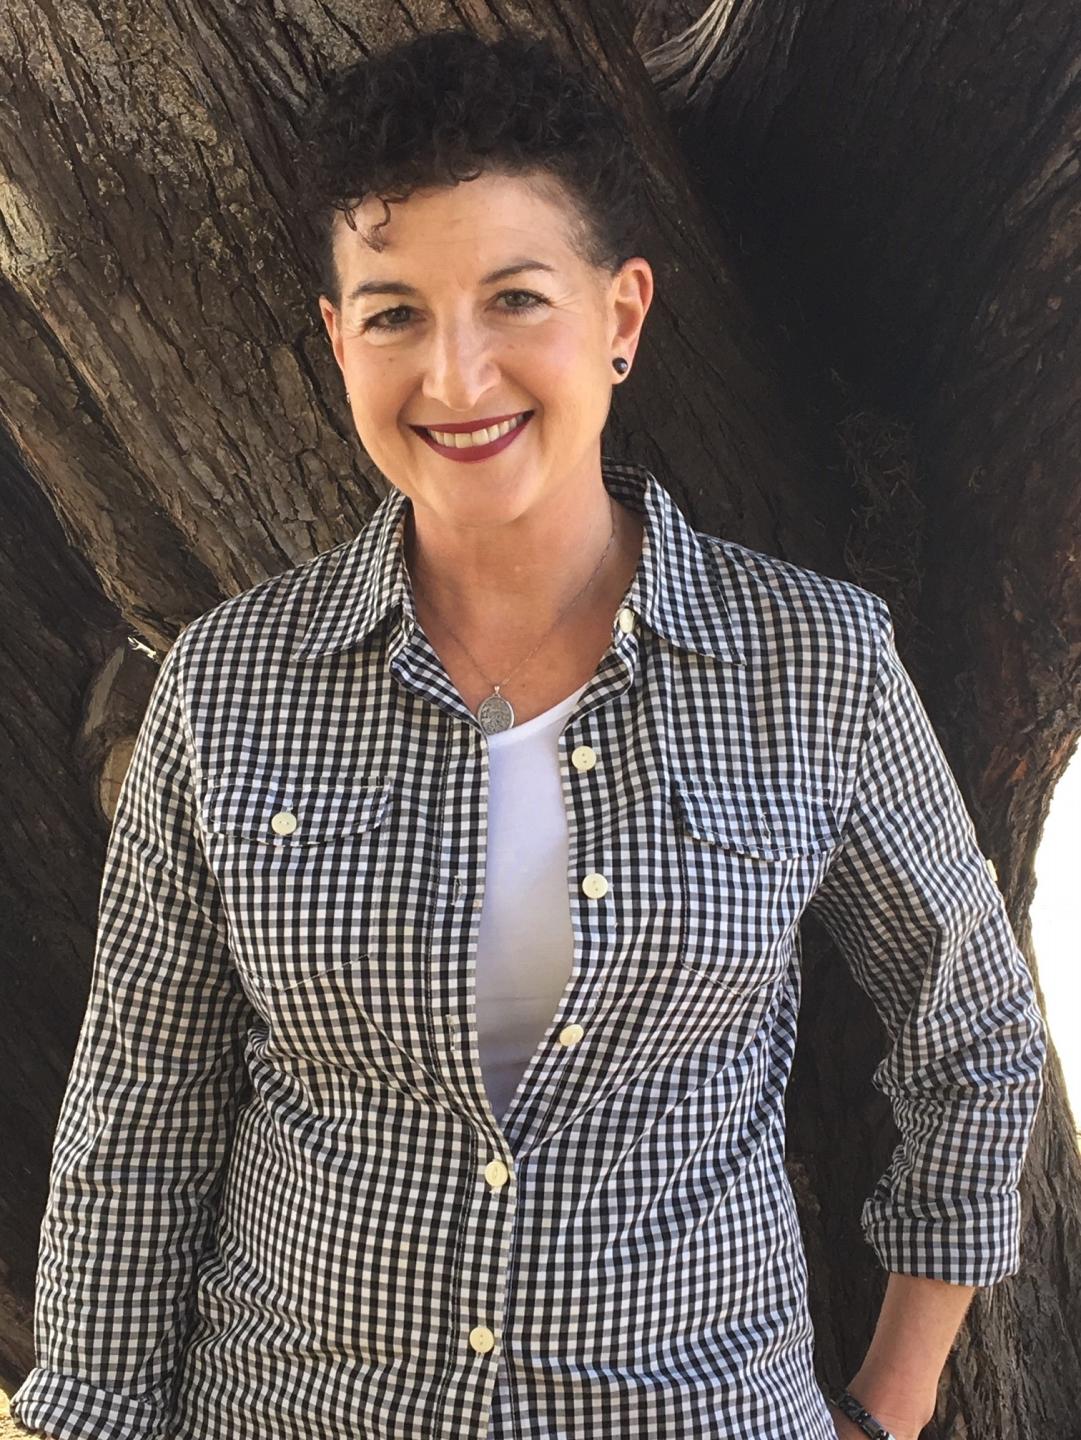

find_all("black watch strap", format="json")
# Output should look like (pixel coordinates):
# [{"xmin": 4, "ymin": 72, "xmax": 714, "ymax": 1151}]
[{"xmin": 827, "ymin": 1386, "xmax": 898, "ymax": 1440}]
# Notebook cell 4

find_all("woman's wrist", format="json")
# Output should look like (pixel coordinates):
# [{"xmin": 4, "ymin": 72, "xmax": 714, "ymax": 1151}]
[{"xmin": 842, "ymin": 1362, "xmax": 936, "ymax": 1434}]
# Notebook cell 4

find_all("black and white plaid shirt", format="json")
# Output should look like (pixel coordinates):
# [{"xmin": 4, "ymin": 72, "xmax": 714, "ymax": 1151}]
[{"xmin": 12, "ymin": 461, "xmax": 1047, "ymax": 1440}]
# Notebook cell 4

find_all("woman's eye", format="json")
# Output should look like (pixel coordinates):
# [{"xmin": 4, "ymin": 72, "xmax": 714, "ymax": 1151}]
[
  {"xmin": 361, "ymin": 290, "xmax": 548, "ymax": 333},
  {"xmin": 362, "ymin": 305, "xmax": 413, "ymax": 332},
  {"xmin": 499, "ymin": 289, "xmax": 548, "ymax": 312}
]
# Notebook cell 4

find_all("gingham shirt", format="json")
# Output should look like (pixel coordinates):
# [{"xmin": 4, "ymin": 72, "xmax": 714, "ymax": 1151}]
[{"xmin": 12, "ymin": 460, "xmax": 1047, "ymax": 1440}]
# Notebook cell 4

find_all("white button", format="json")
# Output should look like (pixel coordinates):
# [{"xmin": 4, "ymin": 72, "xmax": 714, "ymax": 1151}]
[
  {"xmin": 270, "ymin": 811, "xmax": 297, "ymax": 836},
  {"xmin": 571, "ymin": 745, "xmax": 597, "ymax": 772},
  {"xmin": 484, "ymin": 1159, "xmax": 510, "ymax": 1189},
  {"xmin": 469, "ymin": 1325, "xmax": 496, "ymax": 1355},
  {"xmin": 582, "ymin": 872, "xmax": 609, "ymax": 899},
  {"xmin": 473, "ymin": 898, "xmax": 483, "ymax": 910},
  {"xmin": 558, "ymin": 1023, "xmax": 585, "ymax": 1046},
  {"xmin": 986, "ymin": 857, "xmax": 999, "ymax": 885},
  {"xmin": 617, "ymin": 607, "xmax": 636, "ymax": 633}
]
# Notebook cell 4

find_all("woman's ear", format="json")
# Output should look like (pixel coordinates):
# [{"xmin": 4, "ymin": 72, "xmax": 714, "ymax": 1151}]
[
  {"xmin": 318, "ymin": 296, "xmax": 346, "ymax": 374},
  {"xmin": 609, "ymin": 258, "xmax": 653, "ymax": 368}
]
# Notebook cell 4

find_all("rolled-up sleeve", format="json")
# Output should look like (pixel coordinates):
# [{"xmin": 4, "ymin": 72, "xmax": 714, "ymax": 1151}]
[
  {"xmin": 10, "ymin": 636, "xmax": 254, "ymax": 1440},
  {"xmin": 807, "ymin": 596, "xmax": 1048, "ymax": 1287}
]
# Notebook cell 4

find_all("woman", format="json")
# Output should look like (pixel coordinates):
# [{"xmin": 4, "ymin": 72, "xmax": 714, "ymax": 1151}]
[{"xmin": 11, "ymin": 27, "xmax": 1045, "ymax": 1440}]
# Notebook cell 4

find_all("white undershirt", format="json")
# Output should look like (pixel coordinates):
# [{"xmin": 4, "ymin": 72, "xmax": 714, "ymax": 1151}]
[{"xmin": 474, "ymin": 678, "xmax": 591, "ymax": 1125}]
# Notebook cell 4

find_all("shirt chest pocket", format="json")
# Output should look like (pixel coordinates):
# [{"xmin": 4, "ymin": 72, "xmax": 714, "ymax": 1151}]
[
  {"xmin": 200, "ymin": 775, "xmax": 394, "ymax": 997},
  {"xmin": 673, "ymin": 777, "xmax": 841, "ymax": 995}
]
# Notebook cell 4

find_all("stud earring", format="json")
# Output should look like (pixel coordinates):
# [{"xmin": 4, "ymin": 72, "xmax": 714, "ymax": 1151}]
[{"xmin": 612, "ymin": 357, "xmax": 629, "ymax": 375}]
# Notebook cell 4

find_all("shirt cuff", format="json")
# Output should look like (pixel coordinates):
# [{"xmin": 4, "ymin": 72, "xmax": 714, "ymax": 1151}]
[
  {"xmin": 860, "ymin": 1189, "xmax": 1022, "ymax": 1287},
  {"xmin": 8, "ymin": 1367, "xmax": 170, "ymax": 1440}
]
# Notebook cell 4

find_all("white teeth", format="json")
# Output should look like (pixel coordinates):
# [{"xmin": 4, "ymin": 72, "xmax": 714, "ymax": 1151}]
[{"xmin": 427, "ymin": 413, "xmax": 528, "ymax": 448}]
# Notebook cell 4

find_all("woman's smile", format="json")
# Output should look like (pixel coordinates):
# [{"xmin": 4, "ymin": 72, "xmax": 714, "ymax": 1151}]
[{"xmin": 411, "ymin": 409, "xmax": 534, "ymax": 462}]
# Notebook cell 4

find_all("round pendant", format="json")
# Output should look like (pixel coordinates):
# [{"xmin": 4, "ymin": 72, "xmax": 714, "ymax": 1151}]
[{"xmin": 477, "ymin": 693, "xmax": 515, "ymax": 734}]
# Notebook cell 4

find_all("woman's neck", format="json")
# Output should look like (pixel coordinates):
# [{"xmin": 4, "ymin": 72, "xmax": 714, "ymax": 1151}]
[{"xmin": 404, "ymin": 487, "xmax": 643, "ymax": 642}]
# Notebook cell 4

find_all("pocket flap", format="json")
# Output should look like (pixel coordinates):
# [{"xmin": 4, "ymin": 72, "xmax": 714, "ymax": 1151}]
[
  {"xmin": 673, "ymin": 777, "xmax": 840, "ymax": 860},
  {"xmin": 202, "ymin": 775, "xmax": 392, "ymax": 844}
]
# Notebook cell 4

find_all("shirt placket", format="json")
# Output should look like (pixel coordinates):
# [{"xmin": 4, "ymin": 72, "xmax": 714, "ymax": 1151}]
[{"xmin": 388, "ymin": 595, "xmax": 644, "ymax": 1433}]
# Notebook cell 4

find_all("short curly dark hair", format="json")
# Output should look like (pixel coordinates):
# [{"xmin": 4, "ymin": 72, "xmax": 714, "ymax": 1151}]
[{"xmin": 294, "ymin": 27, "xmax": 651, "ymax": 310}]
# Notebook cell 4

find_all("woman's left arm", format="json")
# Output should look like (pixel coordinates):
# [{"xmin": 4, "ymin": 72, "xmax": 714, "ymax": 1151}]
[
  {"xmin": 832, "ymin": 1271, "xmax": 976, "ymax": 1438},
  {"xmin": 806, "ymin": 596, "xmax": 1048, "ymax": 1433}
]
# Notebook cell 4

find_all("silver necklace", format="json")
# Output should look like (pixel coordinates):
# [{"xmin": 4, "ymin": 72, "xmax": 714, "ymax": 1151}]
[{"xmin": 411, "ymin": 498, "xmax": 618, "ymax": 735}]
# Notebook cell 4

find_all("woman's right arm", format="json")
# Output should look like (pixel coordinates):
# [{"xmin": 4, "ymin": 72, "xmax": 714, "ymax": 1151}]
[{"xmin": 9, "ymin": 636, "xmax": 255, "ymax": 1440}]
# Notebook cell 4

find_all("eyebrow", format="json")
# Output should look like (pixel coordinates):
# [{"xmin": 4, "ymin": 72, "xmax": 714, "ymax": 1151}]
[{"xmin": 345, "ymin": 260, "xmax": 558, "ymax": 307}]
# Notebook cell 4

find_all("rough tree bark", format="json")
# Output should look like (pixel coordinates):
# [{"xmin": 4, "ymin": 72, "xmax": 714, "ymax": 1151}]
[
  {"xmin": 0, "ymin": 0, "xmax": 1077, "ymax": 1434},
  {"xmin": 646, "ymin": 3, "xmax": 1081, "ymax": 1432}
]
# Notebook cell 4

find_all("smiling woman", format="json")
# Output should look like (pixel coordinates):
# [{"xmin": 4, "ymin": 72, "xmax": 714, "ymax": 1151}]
[
  {"xmin": 315, "ymin": 170, "xmax": 652, "ymax": 554},
  {"xmin": 291, "ymin": 28, "xmax": 653, "ymax": 603},
  {"xmin": 7, "ymin": 24, "xmax": 1047, "ymax": 1440}
]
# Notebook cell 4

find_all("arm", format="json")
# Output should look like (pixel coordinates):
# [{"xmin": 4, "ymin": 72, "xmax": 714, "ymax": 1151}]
[
  {"xmin": 807, "ymin": 597, "xmax": 1047, "ymax": 1431},
  {"xmin": 832, "ymin": 1272, "xmax": 976, "ymax": 1438},
  {"xmin": 9, "ymin": 637, "xmax": 255, "ymax": 1440}
]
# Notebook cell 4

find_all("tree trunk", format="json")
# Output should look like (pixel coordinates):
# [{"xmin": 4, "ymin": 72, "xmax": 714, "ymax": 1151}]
[
  {"xmin": 0, "ymin": 0, "xmax": 1077, "ymax": 1432},
  {"xmin": 0, "ymin": 427, "xmax": 160, "ymax": 1384},
  {"xmin": 646, "ymin": 2, "xmax": 1081, "ymax": 1431}
]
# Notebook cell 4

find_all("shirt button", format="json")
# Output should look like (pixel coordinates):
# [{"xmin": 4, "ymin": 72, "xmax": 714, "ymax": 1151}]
[
  {"xmin": 986, "ymin": 857, "xmax": 999, "ymax": 885},
  {"xmin": 558, "ymin": 1023, "xmax": 585, "ymax": 1046},
  {"xmin": 571, "ymin": 745, "xmax": 597, "ymax": 772},
  {"xmin": 270, "ymin": 811, "xmax": 297, "ymax": 836},
  {"xmin": 484, "ymin": 1160, "xmax": 510, "ymax": 1189},
  {"xmin": 617, "ymin": 607, "xmax": 636, "ymax": 634},
  {"xmin": 469, "ymin": 1325, "xmax": 496, "ymax": 1355},
  {"xmin": 582, "ymin": 872, "xmax": 609, "ymax": 899}
]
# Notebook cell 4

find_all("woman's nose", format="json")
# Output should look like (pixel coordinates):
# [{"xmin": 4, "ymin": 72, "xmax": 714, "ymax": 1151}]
[{"xmin": 420, "ymin": 325, "xmax": 501, "ymax": 411}]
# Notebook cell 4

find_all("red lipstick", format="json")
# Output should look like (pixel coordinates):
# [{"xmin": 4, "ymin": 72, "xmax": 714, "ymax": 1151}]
[
  {"xmin": 412, "ymin": 411, "xmax": 534, "ymax": 463},
  {"xmin": 412, "ymin": 411, "xmax": 527, "ymax": 434}
]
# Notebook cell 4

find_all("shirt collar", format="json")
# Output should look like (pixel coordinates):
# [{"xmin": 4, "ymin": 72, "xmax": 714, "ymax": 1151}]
[{"xmin": 289, "ymin": 459, "xmax": 745, "ymax": 666}]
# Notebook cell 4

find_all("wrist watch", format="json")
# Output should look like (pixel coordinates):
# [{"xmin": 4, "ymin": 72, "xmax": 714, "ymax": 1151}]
[{"xmin": 827, "ymin": 1386, "xmax": 899, "ymax": 1440}]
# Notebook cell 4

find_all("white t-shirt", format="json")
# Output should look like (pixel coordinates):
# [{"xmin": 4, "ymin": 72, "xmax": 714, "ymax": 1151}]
[{"xmin": 474, "ymin": 679, "xmax": 591, "ymax": 1124}]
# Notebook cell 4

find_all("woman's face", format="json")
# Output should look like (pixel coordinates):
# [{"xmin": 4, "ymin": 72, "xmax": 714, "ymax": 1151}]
[{"xmin": 318, "ymin": 171, "xmax": 652, "ymax": 530}]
